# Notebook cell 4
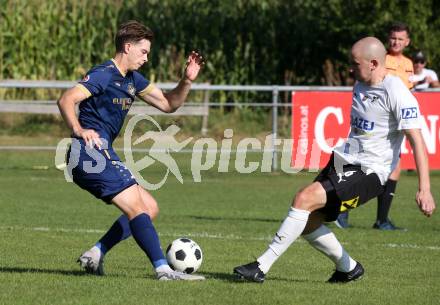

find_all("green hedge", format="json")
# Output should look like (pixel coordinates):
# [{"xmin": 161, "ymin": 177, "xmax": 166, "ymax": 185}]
[{"xmin": 1, "ymin": 0, "xmax": 439, "ymax": 88}]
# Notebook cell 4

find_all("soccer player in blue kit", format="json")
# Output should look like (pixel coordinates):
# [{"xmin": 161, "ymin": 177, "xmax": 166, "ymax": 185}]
[{"xmin": 58, "ymin": 20, "xmax": 205, "ymax": 280}]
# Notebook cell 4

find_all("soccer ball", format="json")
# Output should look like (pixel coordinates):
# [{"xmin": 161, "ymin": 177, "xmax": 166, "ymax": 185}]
[{"xmin": 166, "ymin": 238, "xmax": 203, "ymax": 274}]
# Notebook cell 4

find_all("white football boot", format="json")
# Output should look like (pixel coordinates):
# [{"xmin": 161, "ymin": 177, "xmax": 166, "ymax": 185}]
[
  {"xmin": 156, "ymin": 270, "xmax": 205, "ymax": 281},
  {"xmin": 77, "ymin": 246, "xmax": 104, "ymax": 276}
]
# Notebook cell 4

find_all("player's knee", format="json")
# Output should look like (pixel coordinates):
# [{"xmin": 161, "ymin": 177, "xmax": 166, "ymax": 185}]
[
  {"xmin": 140, "ymin": 197, "xmax": 159, "ymax": 219},
  {"xmin": 137, "ymin": 187, "xmax": 159, "ymax": 219},
  {"xmin": 292, "ymin": 187, "xmax": 321, "ymax": 211},
  {"xmin": 147, "ymin": 202, "xmax": 159, "ymax": 220},
  {"xmin": 124, "ymin": 198, "xmax": 152, "ymax": 219},
  {"xmin": 292, "ymin": 190, "xmax": 311, "ymax": 209},
  {"xmin": 124, "ymin": 204, "xmax": 147, "ymax": 219}
]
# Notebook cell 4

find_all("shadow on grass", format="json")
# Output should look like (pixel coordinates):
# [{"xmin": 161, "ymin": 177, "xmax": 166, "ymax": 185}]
[
  {"xmin": 0, "ymin": 266, "xmax": 96, "ymax": 277},
  {"xmin": 328, "ymin": 222, "xmax": 411, "ymax": 232},
  {"xmin": 201, "ymin": 271, "xmax": 238, "ymax": 282},
  {"xmin": 202, "ymin": 270, "xmax": 321, "ymax": 284},
  {"xmin": 1, "ymin": 266, "xmax": 324, "ymax": 283},
  {"xmin": 188, "ymin": 215, "xmax": 280, "ymax": 223}
]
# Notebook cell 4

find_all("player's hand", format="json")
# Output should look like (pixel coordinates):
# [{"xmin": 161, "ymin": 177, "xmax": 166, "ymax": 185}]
[
  {"xmin": 74, "ymin": 128, "xmax": 103, "ymax": 149},
  {"xmin": 184, "ymin": 50, "xmax": 205, "ymax": 82},
  {"xmin": 416, "ymin": 190, "xmax": 436, "ymax": 217},
  {"xmin": 425, "ymin": 76, "xmax": 434, "ymax": 84}
]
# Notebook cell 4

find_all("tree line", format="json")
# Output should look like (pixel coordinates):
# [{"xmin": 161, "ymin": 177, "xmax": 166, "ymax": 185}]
[{"xmin": 1, "ymin": 0, "xmax": 439, "ymax": 87}]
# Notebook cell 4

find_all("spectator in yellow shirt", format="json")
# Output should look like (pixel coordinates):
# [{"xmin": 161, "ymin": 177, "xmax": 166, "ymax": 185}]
[{"xmin": 385, "ymin": 22, "xmax": 414, "ymax": 89}]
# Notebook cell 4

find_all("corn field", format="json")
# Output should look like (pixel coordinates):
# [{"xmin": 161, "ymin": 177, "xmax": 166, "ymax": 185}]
[{"xmin": 1, "ymin": 0, "xmax": 439, "ymax": 103}]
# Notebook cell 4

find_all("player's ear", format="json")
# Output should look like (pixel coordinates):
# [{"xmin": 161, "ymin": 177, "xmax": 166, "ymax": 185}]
[
  {"xmin": 123, "ymin": 42, "xmax": 131, "ymax": 54},
  {"xmin": 370, "ymin": 59, "xmax": 379, "ymax": 70},
  {"xmin": 405, "ymin": 38, "xmax": 410, "ymax": 47}
]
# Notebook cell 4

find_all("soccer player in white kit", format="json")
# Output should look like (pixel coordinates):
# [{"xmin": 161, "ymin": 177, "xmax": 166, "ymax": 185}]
[{"xmin": 234, "ymin": 36, "xmax": 436, "ymax": 283}]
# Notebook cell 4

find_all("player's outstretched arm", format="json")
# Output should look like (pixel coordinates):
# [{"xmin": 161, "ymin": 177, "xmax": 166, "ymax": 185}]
[
  {"xmin": 57, "ymin": 86, "xmax": 102, "ymax": 148},
  {"xmin": 182, "ymin": 50, "xmax": 205, "ymax": 82},
  {"xmin": 404, "ymin": 128, "xmax": 436, "ymax": 217},
  {"xmin": 138, "ymin": 51, "xmax": 204, "ymax": 113}
]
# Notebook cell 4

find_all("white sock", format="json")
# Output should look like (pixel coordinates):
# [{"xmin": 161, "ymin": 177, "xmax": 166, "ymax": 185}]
[
  {"xmin": 257, "ymin": 207, "xmax": 310, "ymax": 274},
  {"xmin": 302, "ymin": 224, "xmax": 356, "ymax": 272},
  {"xmin": 155, "ymin": 264, "xmax": 174, "ymax": 273}
]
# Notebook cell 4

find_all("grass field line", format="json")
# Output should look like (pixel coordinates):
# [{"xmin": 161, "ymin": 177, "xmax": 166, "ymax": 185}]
[
  {"xmin": 1, "ymin": 225, "xmax": 273, "ymax": 241},
  {"xmin": 2, "ymin": 225, "xmax": 440, "ymax": 251}
]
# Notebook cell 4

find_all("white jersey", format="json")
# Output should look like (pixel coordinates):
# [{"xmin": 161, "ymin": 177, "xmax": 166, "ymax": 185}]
[
  {"xmin": 409, "ymin": 68, "xmax": 439, "ymax": 90},
  {"xmin": 333, "ymin": 75, "xmax": 422, "ymax": 184}
]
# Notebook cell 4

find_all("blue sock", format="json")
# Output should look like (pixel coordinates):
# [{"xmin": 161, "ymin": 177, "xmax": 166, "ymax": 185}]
[
  {"xmin": 95, "ymin": 215, "xmax": 131, "ymax": 255},
  {"xmin": 129, "ymin": 213, "xmax": 167, "ymax": 268}
]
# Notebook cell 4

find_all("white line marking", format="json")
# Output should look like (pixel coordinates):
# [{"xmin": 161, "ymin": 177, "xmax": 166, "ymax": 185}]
[
  {"xmin": 385, "ymin": 243, "xmax": 440, "ymax": 251},
  {"xmin": 2, "ymin": 226, "xmax": 439, "ymax": 251},
  {"xmin": 2, "ymin": 226, "xmax": 272, "ymax": 241}
]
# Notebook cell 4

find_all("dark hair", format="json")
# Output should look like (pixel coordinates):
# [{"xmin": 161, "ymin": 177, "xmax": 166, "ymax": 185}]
[
  {"xmin": 412, "ymin": 50, "xmax": 426, "ymax": 63},
  {"xmin": 115, "ymin": 20, "xmax": 154, "ymax": 52},
  {"xmin": 388, "ymin": 22, "xmax": 410, "ymax": 36}
]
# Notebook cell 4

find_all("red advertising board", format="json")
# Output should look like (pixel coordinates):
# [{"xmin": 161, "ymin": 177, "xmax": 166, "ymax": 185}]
[{"xmin": 291, "ymin": 91, "xmax": 440, "ymax": 169}]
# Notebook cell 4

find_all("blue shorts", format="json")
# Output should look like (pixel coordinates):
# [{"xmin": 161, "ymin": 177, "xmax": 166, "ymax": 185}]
[{"xmin": 66, "ymin": 138, "xmax": 137, "ymax": 204}]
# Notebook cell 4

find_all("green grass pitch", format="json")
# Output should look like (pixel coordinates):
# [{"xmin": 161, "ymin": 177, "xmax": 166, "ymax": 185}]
[{"xmin": 1, "ymin": 151, "xmax": 439, "ymax": 305}]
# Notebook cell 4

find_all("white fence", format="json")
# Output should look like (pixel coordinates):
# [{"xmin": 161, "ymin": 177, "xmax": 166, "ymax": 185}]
[
  {"xmin": 2, "ymin": 80, "xmax": 439, "ymax": 170},
  {"xmin": 0, "ymin": 80, "xmax": 354, "ymax": 170}
]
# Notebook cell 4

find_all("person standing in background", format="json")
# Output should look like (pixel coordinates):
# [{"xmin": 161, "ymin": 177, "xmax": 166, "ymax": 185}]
[{"xmin": 410, "ymin": 51, "xmax": 440, "ymax": 90}]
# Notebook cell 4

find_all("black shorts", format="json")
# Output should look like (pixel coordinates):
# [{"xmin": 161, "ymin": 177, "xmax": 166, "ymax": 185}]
[{"xmin": 314, "ymin": 154, "xmax": 385, "ymax": 222}]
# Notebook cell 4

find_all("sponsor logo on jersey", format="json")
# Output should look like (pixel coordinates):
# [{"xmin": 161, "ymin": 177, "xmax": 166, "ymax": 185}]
[
  {"xmin": 355, "ymin": 92, "xmax": 379, "ymax": 103},
  {"xmin": 362, "ymin": 94, "xmax": 369, "ymax": 102},
  {"xmin": 402, "ymin": 107, "xmax": 418, "ymax": 119},
  {"xmin": 351, "ymin": 115, "xmax": 375, "ymax": 131},
  {"xmin": 127, "ymin": 83, "xmax": 136, "ymax": 96},
  {"xmin": 113, "ymin": 98, "xmax": 133, "ymax": 111}
]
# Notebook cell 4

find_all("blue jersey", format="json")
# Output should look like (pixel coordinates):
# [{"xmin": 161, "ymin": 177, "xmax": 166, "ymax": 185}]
[{"xmin": 76, "ymin": 59, "xmax": 152, "ymax": 143}]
